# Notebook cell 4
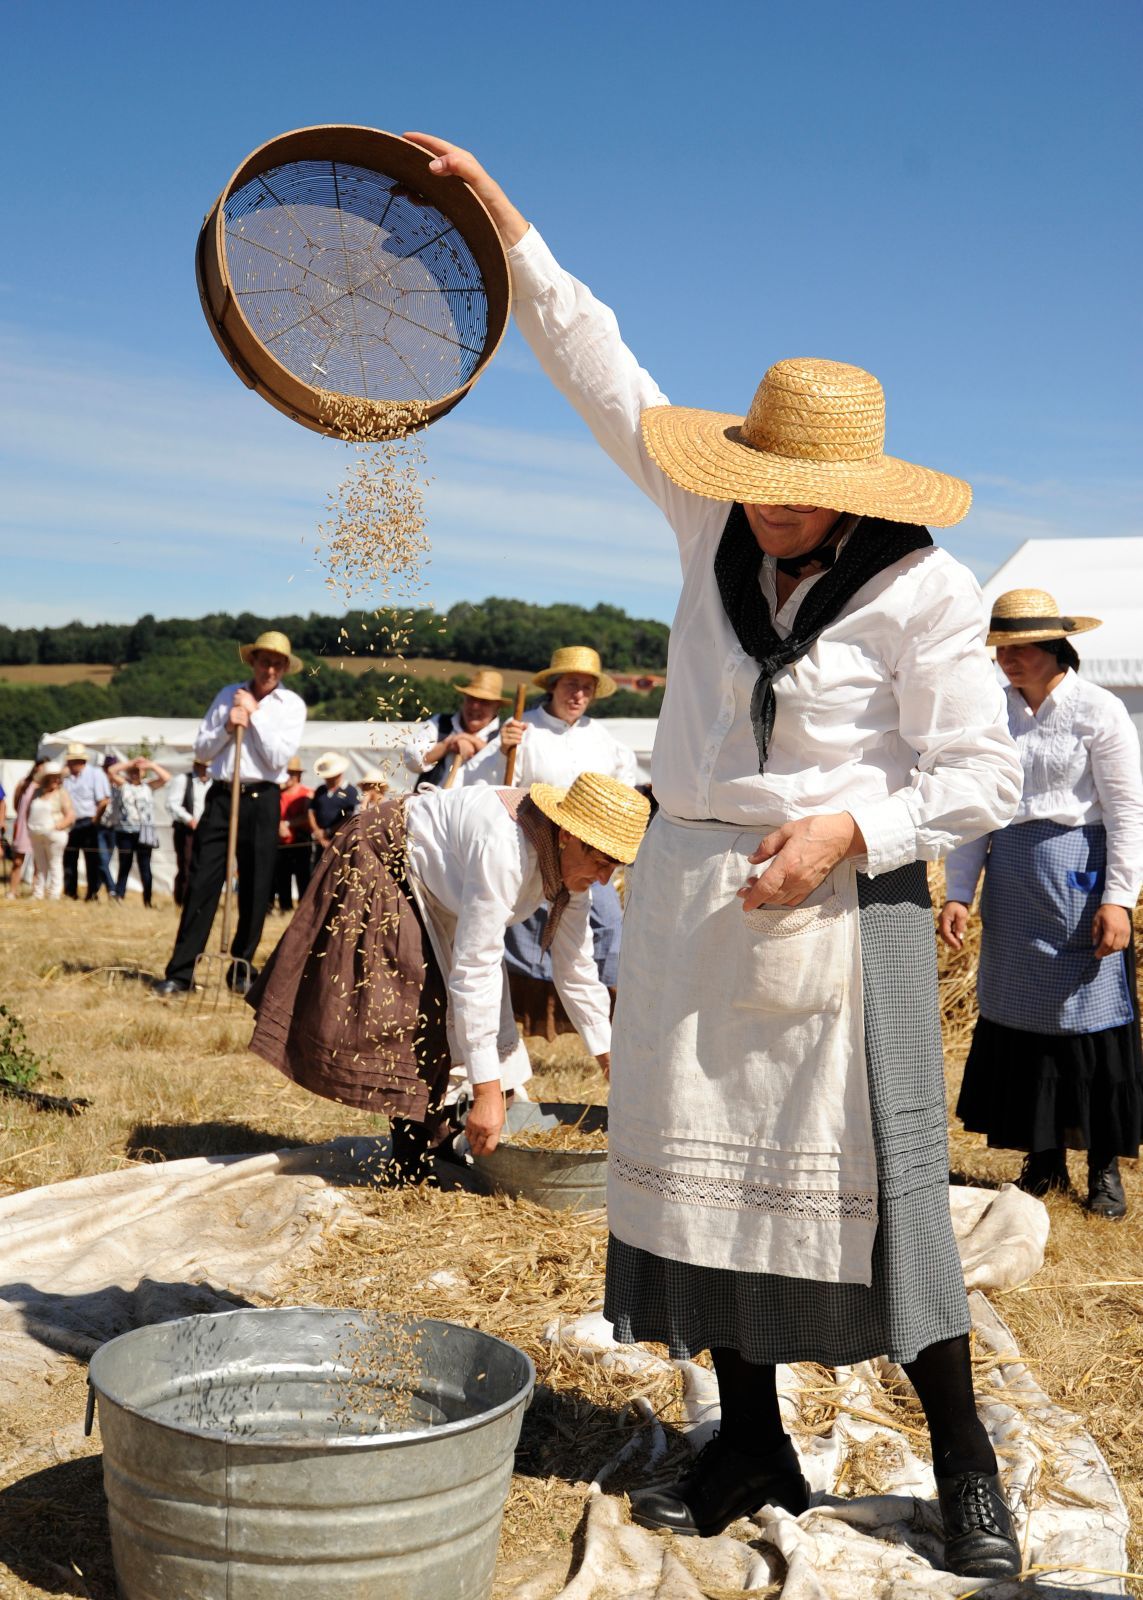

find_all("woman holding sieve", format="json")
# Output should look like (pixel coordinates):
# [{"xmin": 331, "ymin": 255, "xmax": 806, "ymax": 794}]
[
  {"xmin": 404, "ymin": 133, "xmax": 1025, "ymax": 1579},
  {"xmin": 940, "ymin": 589, "xmax": 1143, "ymax": 1220}
]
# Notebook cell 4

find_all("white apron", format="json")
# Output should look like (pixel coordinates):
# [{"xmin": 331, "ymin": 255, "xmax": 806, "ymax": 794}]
[
  {"xmin": 607, "ymin": 812, "xmax": 878, "ymax": 1285},
  {"xmin": 407, "ymin": 873, "xmax": 533, "ymax": 1100}
]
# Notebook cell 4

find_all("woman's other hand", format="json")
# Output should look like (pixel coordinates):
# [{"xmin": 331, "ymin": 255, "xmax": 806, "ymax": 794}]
[
  {"xmin": 938, "ymin": 901, "xmax": 970, "ymax": 951},
  {"xmin": 738, "ymin": 813, "xmax": 864, "ymax": 910},
  {"xmin": 465, "ymin": 1081, "xmax": 506, "ymax": 1156},
  {"xmin": 498, "ymin": 718, "xmax": 526, "ymax": 751},
  {"xmin": 595, "ymin": 1051, "xmax": 611, "ymax": 1080},
  {"xmin": 1092, "ymin": 904, "xmax": 1132, "ymax": 959},
  {"xmin": 402, "ymin": 133, "xmax": 529, "ymax": 248}
]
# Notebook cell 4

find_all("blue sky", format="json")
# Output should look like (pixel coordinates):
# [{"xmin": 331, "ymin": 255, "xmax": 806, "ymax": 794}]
[{"xmin": 4, "ymin": 0, "xmax": 1140, "ymax": 630}]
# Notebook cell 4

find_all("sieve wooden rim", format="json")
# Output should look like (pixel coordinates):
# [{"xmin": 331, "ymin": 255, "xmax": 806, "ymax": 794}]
[{"xmin": 195, "ymin": 125, "xmax": 512, "ymax": 437}]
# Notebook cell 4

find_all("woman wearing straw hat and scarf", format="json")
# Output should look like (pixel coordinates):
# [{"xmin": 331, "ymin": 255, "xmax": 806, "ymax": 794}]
[
  {"xmin": 940, "ymin": 591, "xmax": 1143, "ymax": 1220},
  {"xmin": 467, "ymin": 646, "xmax": 638, "ymax": 1010},
  {"xmin": 248, "ymin": 773, "xmax": 648, "ymax": 1180},
  {"xmin": 404, "ymin": 135, "xmax": 1024, "ymax": 1579}
]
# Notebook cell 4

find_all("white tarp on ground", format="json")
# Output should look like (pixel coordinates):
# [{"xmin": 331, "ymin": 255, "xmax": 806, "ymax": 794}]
[
  {"xmin": 981, "ymin": 537, "xmax": 1143, "ymax": 747},
  {"xmin": 0, "ymin": 1148, "xmax": 1127, "ymax": 1597},
  {"xmin": 1, "ymin": 715, "xmax": 657, "ymax": 896}
]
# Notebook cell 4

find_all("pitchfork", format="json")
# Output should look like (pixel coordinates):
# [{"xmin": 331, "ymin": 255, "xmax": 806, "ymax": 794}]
[{"xmin": 191, "ymin": 726, "xmax": 250, "ymax": 1006}]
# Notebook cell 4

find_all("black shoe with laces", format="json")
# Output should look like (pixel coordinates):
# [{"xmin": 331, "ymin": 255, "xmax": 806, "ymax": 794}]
[
  {"xmin": 1016, "ymin": 1148, "xmax": 1069, "ymax": 1197},
  {"xmin": 935, "ymin": 1470, "xmax": 1021, "ymax": 1578},
  {"xmin": 629, "ymin": 1433, "xmax": 809, "ymax": 1539},
  {"xmin": 1087, "ymin": 1156, "xmax": 1127, "ymax": 1219}
]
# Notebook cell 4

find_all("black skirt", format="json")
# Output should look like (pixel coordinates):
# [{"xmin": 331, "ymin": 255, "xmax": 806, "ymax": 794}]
[{"xmin": 956, "ymin": 943, "xmax": 1143, "ymax": 1157}]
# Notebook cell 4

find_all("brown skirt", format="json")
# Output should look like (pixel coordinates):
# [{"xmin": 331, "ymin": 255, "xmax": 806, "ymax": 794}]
[{"xmin": 247, "ymin": 800, "xmax": 451, "ymax": 1124}]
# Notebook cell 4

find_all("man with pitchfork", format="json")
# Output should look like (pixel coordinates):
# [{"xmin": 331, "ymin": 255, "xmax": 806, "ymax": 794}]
[{"xmin": 153, "ymin": 630, "xmax": 306, "ymax": 997}]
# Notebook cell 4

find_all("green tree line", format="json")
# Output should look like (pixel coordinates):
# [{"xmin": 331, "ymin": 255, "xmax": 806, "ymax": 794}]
[{"xmin": 0, "ymin": 600, "xmax": 667, "ymax": 757}]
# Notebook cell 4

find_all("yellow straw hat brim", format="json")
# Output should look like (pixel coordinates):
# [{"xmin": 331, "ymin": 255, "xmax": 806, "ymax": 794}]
[
  {"xmin": 457, "ymin": 686, "xmax": 513, "ymax": 703},
  {"xmin": 239, "ymin": 644, "xmax": 303, "ymax": 675},
  {"xmin": 532, "ymin": 666, "xmax": 618, "ymax": 700},
  {"xmin": 987, "ymin": 616, "xmax": 1102, "ymax": 646},
  {"xmin": 641, "ymin": 407, "xmax": 972, "ymax": 528},
  {"xmin": 529, "ymin": 775, "xmax": 649, "ymax": 866}
]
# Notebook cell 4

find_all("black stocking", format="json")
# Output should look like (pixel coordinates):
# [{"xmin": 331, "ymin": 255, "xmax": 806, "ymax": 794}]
[
  {"xmin": 903, "ymin": 1334, "xmax": 996, "ymax": 1478},
  {"xmin": 710, "ymin": 1347, "xmax": 787, "ymax": 1457}
]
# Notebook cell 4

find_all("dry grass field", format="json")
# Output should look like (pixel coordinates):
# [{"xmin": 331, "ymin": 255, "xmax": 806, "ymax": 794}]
[
  {"xmin": 0, "ymin": 888, "xmax": 1140, "ymax": 1596},
  {"xmin": 319, "ymin": 654, "xmax": 536, "ymax": 692},
  {"xmin": 0, "ymin": 665, "xmax": 117, "ymax": 688}
]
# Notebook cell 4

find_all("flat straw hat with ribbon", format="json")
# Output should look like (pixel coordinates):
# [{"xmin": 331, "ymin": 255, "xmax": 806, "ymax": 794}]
[
  {"xmin": 987, "ymin": 588, "xmax": 1102, "ymax": 648},
  {"xmin": 529, "ymin": 772, "xmax": 650, "ymax": 865},
  {"xmin": 532, "ymin": 646, "xmax": 618, "ymax": 700},
  {"xmin": 64, "ymin": 742, "xmax": 89, "ymax": 761},
  {"xmin": 454, "ymin": 667, "xmax": 512, "ymax": 704},
  {"xmin": 238, "ymin": 630, "xmax": 303, "ymax": 675},
  {"xmin": 641, "ymin": 358, "xmax": 972, "ymax": 527}
]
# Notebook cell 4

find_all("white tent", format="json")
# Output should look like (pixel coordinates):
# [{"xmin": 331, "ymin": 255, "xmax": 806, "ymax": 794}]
[
  {"xmin": 4, "ymin": 715, "xmax": 658, "ymax": 896},
  {"xmin": 981, "ymin": 537, "xmax": 1143, "ymax": 743}
]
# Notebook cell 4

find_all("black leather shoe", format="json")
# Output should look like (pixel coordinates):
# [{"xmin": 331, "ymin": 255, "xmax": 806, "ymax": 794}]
[
  {"xmin": 629, "ymin": 1434, "xmax": 809, "ymax": 1539},
  {"xmin": 936, "ymin": 1470, "xmax": 1020, "ymax": 1578},
  {"xmin": 152, "ymin": 978, "xmax": 190, "ymax": 997},
  {"xmin": 1087, "ymin": 1157, "xmax": 1127, "ymax": 1219},
  {"xmin": 1016, "ymin": 1148, "xmax": 1069, "ymax": 1197},
  {"xmin": 226, "ymin": 966, "xmax": 258, "ymax": 996}
]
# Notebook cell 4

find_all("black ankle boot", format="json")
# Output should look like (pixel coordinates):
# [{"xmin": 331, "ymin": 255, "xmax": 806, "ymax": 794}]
[
  {"xmin": 1087, "ymin": 1156, "xmax": 1127, "ymax": 1219},
  {"xmin": 1016, "ymin": 1148, "xmax": 1069, "ymax": 1197},
  {"xmin": 935, "ymin": 1470, "xmax": 1020, "ymax": 1577},
  {"xmin": 629, "ymin": 1433, "xmax": 809, "ymax": 1539}
]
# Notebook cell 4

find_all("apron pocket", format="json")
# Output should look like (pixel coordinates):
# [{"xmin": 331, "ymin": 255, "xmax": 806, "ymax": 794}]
[{"xmin": 736, "ymin": 894, "xmax": 849, "ymax": 1015}]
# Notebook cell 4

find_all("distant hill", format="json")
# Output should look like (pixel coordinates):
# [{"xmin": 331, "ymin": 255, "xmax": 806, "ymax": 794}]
[{"xmin": 0, "ymin": 600, "xmax": 667, "ymax": 758}]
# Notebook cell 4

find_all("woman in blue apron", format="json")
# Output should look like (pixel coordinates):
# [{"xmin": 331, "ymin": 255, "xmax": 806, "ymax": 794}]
[{"xmin": 941, "ymin": 588, "xmax": 1143, "ymax": 1220}]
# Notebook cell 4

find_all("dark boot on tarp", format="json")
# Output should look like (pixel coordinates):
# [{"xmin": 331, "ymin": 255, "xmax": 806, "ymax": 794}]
[
  {"xmin": 629, "ymin": 1433, "xmax": 808, "ymax": 1539},
  {"xmin": 936, "ymin": 1470, "xmax": 1021, "ymax": 1578}
]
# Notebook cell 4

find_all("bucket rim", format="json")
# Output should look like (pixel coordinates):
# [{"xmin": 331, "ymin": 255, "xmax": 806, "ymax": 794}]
[{"xmin": 87, "ymin": 1306, "xmax": 535, "ymax": 1450}]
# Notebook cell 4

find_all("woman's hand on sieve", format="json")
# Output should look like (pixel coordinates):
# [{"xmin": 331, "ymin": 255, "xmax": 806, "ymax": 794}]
[
  {"xmin": 465, "ymin": 1081, "xmax": 506, "ymax": 1156},
  {"xmin": 402, "ymin": 133, "xmax": 530, "ymax": 248},
  {"xmin": 1092, "ymin": 903, "xmax": 1131, "ymax": 959},
  {"xmin": 738, "ymin": 813, "xmax": 864, "ymax": 910},
  {"xmin": 938, "ymin": 901, "xmax": 970, "ymax": 950}
]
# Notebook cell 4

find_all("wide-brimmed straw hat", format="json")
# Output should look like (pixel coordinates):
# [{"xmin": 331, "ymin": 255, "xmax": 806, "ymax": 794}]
[
  {"xmin": 529, "ymin": 772, "xmax": 650, "ymax": 865},
  {"xmin": 286, "ymin": 756, "xmax": 304, "ymax": 774},
  {"xmin": 454, "ymin": 667, "xmax": 511, "ymax": 704},
  {"xmin": 313, "ymin": 751, "xmax": 349, "ymax": 780},
  {"xmin": 64, "ymin": 742, "xmax": 88, "ymax": 762},
  {"xmin": 358, "ymin": 765, "xmax": 390, "ymax": 789},
  {"xmin": 238, "ymin": 630, "xmax": 302, "ymax": 675},
  {"xmin": 640, "ymin": 358, "xmax": 972, "ymax": 527},
  {"xmin": 532, "ymin": 647, "xmax": 617, "ymax": 700},
  {"xmin": 986, "ymin": 588, "xmax": 1102, "ymax": 648}
]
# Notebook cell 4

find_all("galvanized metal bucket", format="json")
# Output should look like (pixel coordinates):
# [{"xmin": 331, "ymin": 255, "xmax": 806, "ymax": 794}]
[
  {"xmin": 85, "ymin": 1307, "xmax": 534, "ymax": 1599},
  {"xmin": 472, "ymin": 1101, "xmax": 608, "ymax": 1211}
]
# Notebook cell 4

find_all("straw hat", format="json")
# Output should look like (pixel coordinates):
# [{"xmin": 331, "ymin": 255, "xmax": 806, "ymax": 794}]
[
  {"xmin": 358, "ymin": 765, "xmax": 390, "ymax": 788},
  {"xmin": 529, "ymin": 772, "xmax": 650, "ymax": 865},
  {"xmin": 64, "ymin": 742, "xmax": 88, "ymax": 762},
  {"xmin": 640, "ymin": 358, "xmax": 972, "ymax": 527},
  {"xmin": 987, "ymin": 588, "xmax": 1102, "ymax": 648},
  {"xmin": 532, "ymin": 647, "xmax": 617, "ymax": 700},
  {"xmin": 286, "ymin": 756, "xmax": 304, "ymax": 774},
  {"xmin": 455, "ymin": 667, "xmax": 511, "ymax": 704},
  {"xmin": 238, "ymin": 630, "xmax": 302, "ymax": 675},
  {"xmin": 313, "ymin": 752, "xmax": 349, "ymax": 781}
]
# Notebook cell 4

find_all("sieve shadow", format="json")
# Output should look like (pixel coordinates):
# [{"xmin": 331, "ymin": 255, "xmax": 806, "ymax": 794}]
[
  {"xmin": 126, "ymin": 1120, "xmax": 313, "ymax": 1163},
  {"xmin": 0, "ymin": 1454, "xmax": 116, "ymax": 1599},
  {"xmin": 0, "ymin": 1277, "xmax": 253, "ymax": 1363},
  {"xmin": 52, "ymin": 959, "xmax": 154, "ymax": 985},
  {"xmin": 513, "ymin": 1381, "xmax": 690, "ymax": 1492}
]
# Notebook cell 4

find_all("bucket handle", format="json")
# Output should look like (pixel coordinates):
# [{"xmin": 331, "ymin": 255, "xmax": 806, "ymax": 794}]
[{"xmin": 84, "ymin": 1381, "xmax": 96, "ymax": 1438}]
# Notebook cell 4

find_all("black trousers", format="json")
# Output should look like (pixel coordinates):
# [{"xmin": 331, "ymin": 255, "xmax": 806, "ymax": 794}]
[
  {"xmin": 113, "ymin": 832, "xmax": 154, "ymax": 905},
  {"xmin": 171, "ymin": 822, "xmax": 196, "ymax": 906},
  {"xmin": 165, "ymin": 783, "xmax": 280, "ymax": 985},
  {"xmin": 274, "ymin": 841, "xmax": 313, "ymax": 911},
  {"xmin": 64, "ymin": 819, "xmax": 111, "ymax": 900}
]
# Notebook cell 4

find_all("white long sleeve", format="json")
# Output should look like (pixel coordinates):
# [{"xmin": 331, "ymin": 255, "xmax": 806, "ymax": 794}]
[{"xmin": 193, "ymin": 683, "xmax": 306, "ymax": 782}]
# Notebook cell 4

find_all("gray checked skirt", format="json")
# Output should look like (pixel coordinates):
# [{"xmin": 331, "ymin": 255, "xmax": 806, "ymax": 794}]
[{"xmin": 604, "ymin": 862, "xmax": 969, "ymax": 1367}]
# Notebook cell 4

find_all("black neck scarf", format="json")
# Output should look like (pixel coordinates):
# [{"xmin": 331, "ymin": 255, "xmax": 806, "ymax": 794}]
[{"xmin": 714, "ymin": 503, "xmax": 933, "ymax": 770}]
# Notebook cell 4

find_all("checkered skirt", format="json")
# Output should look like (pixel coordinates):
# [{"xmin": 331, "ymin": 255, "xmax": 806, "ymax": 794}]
[{"xmin": 604, "ymin": 862, "xmax": 969, "ymax": 1366}]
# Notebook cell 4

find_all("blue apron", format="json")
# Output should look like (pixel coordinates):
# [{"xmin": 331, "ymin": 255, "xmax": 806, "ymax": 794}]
[{"xmin": 978, "ymin": 819, "xmax": 1134, "ymax": 1035}]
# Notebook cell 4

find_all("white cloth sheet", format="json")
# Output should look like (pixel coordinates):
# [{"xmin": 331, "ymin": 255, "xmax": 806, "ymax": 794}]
[
  {"xmin": 508, "ymin": 226, "xmax": 1022, "ymax": 875},
  {"xmin": 404, "ymin": 785, "xmax": 611, "ymax": 1082},
  {"xmin": 193, "ymin": 680, "xmax": 307, "ymax": 782},
  {"xmin": 609, "ymin": 816, "xmax": 877, "ymax": 1284},
  {"xmin": 946, "ymin": 669, "xmax": 1143, "ymax": 907}
]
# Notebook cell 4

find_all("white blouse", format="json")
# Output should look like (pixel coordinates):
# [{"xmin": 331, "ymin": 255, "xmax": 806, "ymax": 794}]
[
  {"xmin": 464, "ymin": 703, "xmax": 637, "ymax": 790},
  {"xmin": 945, "ymin": 671, "xmax": 1143, "ymax": 907},
  {"xmin": 402, "ymin": 710, "xmax": 503, "ymax": 784},
  {"xmin": 509, "ymin": 228, "xmax": 1022, "ymax": 875},
  {"xmin": 404, "ymin": 786, "xmax": 611, "ymax": 1083}
]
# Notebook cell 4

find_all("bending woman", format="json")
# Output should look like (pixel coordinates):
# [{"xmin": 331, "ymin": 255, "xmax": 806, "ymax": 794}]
[
  {"xmin": 941, "ymin": 588, "xmax": 1143, "ymax": 1219},
  {"xmin": 405, "ymin": 133, "xmax": 1024, "ymax": 1580}
]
